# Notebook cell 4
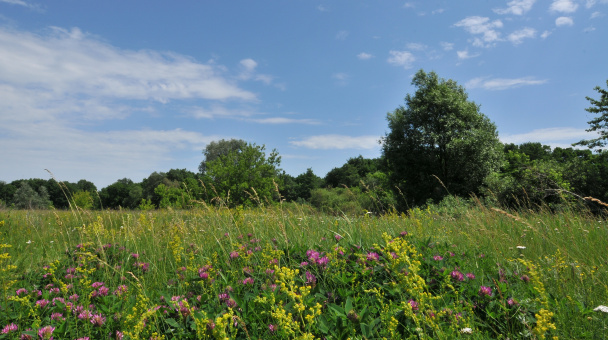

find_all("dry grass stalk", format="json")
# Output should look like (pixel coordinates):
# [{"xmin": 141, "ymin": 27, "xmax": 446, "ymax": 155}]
[
  {"xmin": 490, "ymin": 207, "xmax": 533, "ymax": 229},
  {"xmin": 584, "ymin": 196, "xmax": 608, "ymax": 208}
]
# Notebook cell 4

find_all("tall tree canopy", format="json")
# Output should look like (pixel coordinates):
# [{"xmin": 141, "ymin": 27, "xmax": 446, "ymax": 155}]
[
  {"xmin": 382, "ymin": 69, "xmax": 503, "ymax": 207},
  {"xmin": 199, "ymin": 139, "xmax": 248, "ymax": 174},
  {"xmin": 203, "ymin": 142, "xmax": 282, "ymax": 207},
  {"xmin": 573, "ymin": 80, "xmax": 608, "ymax": 150}
]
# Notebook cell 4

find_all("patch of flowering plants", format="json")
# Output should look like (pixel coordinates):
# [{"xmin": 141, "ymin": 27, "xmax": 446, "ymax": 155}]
[{"xmin": 0, "ymin": 230, "xmax": 554, "ymax": 339}]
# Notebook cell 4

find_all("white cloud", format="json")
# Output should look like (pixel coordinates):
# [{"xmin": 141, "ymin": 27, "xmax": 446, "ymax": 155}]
[
  {"xmin": 541, "ymin": 30, "xmax": 553, "ymax": 38},
  {"xmin": 0, "ymin": 0, "xmax": 39, "ymax": 9},
  {"xmin": 555, "ymin": 16, "xmax": 574, "ymax": 26},
  {"xmin": 317, "ymin": 5, "xmax": 329, "ymax": 12},
  {"xmin": 336, "ymin": 30, "xmax": 349, "ymax": 40},
  {"xmin": 387, "ymin": 50, "xmax": 415, "ymax": 69},
  {"xmin": 550, "ymin": 0, "xmax": 579, "ymax": 13},
  {"xmin": 508, "ymin": 27, "xmax": 536, "ymax": 44},
  {"xmin": 454, "ymin": 16, "xmax": 503, "ymax": 47},
  {"xmin": 249, "ymin": 117, "xmax": 320, "ymax": 125},
  {"xmin": 584, "ymin": 26, "xmax": 597, "ymax": 32},
  {"xmin": 494, "ymin": 0, "xmax": 537, "ymax": 15},
  {"xmin": 357, "ymin": 52, "xmax": 373, "ymax": 60},
  {"xmin": 332, "ymin": 72, "xmax": 350, "ymax": 85},
  {"xmin": 290, "ymin": 135, "xmax": 380, "ymax": 150},
  {"xmin": 0, "ymin": 27, "xmax": 256, "ymax": 103},
  {"xmin": 240, "ymin": 58, "xmax": 257, "ymax": 71},
  {"xmin": 406, "ymin": 42, "xmax": 427, "ymax": 51},
  {"xmin": 432, "ymin": 8, "xmax": 445, "ymax": 14},
  {"xmin": 440, "ymin": 42, "xmax": 454, "ymax": 51},
  {"xmin": 591, "ymin": 11, "xmax": 603, "ymax": 18},
  {"xmin": 500, "ymin": 127, "xmax": 598, "ymax": 145},
  {"xmin": 403, "ymin": 2, "xmax": 415, "ymax": 9},
  {"xmin": 466, "ymin": 76, "xmax": 547, "ymax": 90},
  {"xmin": 457, "ymin": 50, "xmax": 480, "ymax": 59}
]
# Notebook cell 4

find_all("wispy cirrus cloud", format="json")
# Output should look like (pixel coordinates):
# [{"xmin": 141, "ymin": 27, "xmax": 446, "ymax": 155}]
[
  {"xmin": 0, "ymin": 0, "xmax": 40, "ymax": 10},
  {"xmin": 508, "ymin": 27, "xmax": 537, "ymax": 44},
  {"xmin": 454, "ymin": 16, "xmax": 503, "ymax": 47},
  {"xmin": 466, "ymin": 76, "xmax": 547, "ymax": 90},
  {"xmin": 290, "ymin": 135, "xmax": 380, "ymax": 150},
  {"xmin": 457, "ymin": 49, "xmax": 480, "ymax": 59},
  {"xmin": 500, "ymin": 127, "xmax": 598, "ymax": 145},
  {"xmin": 387, "ymin": 50, "xmax": 415, "ymax": 69},
  {"xmin": 494, "ymin": 0, "xmax": 537, "ymax": 15}
]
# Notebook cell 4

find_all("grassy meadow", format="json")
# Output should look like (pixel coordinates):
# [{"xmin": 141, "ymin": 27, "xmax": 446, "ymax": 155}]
[{"xmin": 0, "ymin": 202, "xmax": 607, "ymax": 339}]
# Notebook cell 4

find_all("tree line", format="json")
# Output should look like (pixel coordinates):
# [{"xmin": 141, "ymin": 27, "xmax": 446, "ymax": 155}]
[{"xmin": 2, "ymin": 70, "xmax": 607, "ymax": 213}]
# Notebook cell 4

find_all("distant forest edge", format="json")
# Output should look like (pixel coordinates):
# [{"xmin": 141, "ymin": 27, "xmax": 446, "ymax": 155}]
[{"xmin": 3, "ymin": 70, "xmax": 608, "ymax": 213}]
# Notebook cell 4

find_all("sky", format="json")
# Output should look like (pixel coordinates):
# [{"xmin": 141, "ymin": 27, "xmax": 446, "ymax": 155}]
[{"xmin": 1, "ymin": 0, "xmax": 607, "ymax": 189}]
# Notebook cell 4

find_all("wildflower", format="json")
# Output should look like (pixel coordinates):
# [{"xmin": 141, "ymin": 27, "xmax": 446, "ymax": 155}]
[
  {"xmin": 69, "ymin": 294, "xmax": 79, "ymax": 301},
  {"xmin": 90, "ymin": 314, "xmax": 106, "ymax": 327},
  {"xmin": 408, "ymin": 299, "xmax": 419, "ymax": 311},
  {"xmin": 218, "ymin": 293, "xmax": 229, "ymax": 301},
  {"xmin": 130, "ymin": 253, "xmax": 139, "ymax": 259},
  {"xmin": 305, "ymin": 271, "xmax": 317, "ymax": 285},
  {"xmin": 37, "ymin": 326, "xmax": 55, "ymax": 340},
  {"xmin": 400, "ymin": 231, "xmax": 408, "ymax": 237},
  {"xmin": 433, "ymin": 255, "xmax": 443, "ymax": 261},
  {"xmin": 242, "ymin": 277, "xmax": 254, "ymax": 285},
  {"xmin": 76, "ymin": 338, "xmax": 90, "ymax": 340},
  {"xmin": 91, "ymin": 282, "xmax": 104, "ymax": 289},
  {"xmin": 594, "ymin": 305, "xmax": 608, "ymax": 313},
  {"xmin": 97, "ymin": 286, "xmax": 109, "ymax": 296},
  {"xmin": 78, "ymin": 310, "xmax": 93, "ymax": 320},
  {"xmin": 199, "ymin": 272, "xmax": 209, "ymax": 279},
  {"xmin": 466, "ymin": 272, "xmax": 476, "ymax": 280},
  {"xmin": 317, "ymin": 256, "xmax": 329, "ymax": 267},
  {"xmin": 478, "ymin": 286, "xmax": 492, "ymax": 297},
  {"xmin": 268, "ymin": 324, "xmax": 277, "ymax": 333},
  {"xmin": 507, "ymin": 298, "xmax": 518, "ymax": 306},
  {"xmin": 50, "ymin": 313, "xmax": 64, "ymax": 321},
  {"xmin": 229, "ymin": 251, "xmax": 239, "ymax": 259},
  {"xmin": 20, "ymin": 331, "xmax": 33, "ymax": 340},
  {"xmin": 114, "ymin": 285, "xmax": 128, "ymax": 296},
  {"xmin": 516, "ymin": 246, "xmax": 526, "ymax": 249},
  {"xmin": 15, "ymin": 288, "xmax": 28, "ymax": 296},
  {"xmin": 300, "ymin": 261, "xmax": 309, "ymax": 267},
  {"xmin": 35, "ymin": 299, "xmax": 50, "ymax": 309},
  {"xmin": 207, "ymin": 321, "xmax": 216, "ymax": 331},
  {"xmin": 366, "ymin": 252, "xmax": 380, "ymax": 262},
  {"xmin": 334, "ymin": 234, "xmax": 342, "ymax": 241},
  {"xmin": 1, "ymin": 323, "xmax": 18, "ymax": 334},
  {"xmin": 347, "ymin": 310, "xmax": 360, "ymax": 322},
  {"xmin": 116, "ymin": 331, "xmax": 124, "ymax": 340},
  {"xmin": 520, "ymin": 275, "xmax": 530, "ymax": 283},
  {"xmin": 226, "ymin": 298, "xmax": 237, "ymax": 308},
  {"xmin": 265, "ymin": 268, "xmax": 275, "ymax": 275},
  {"xmin": 460, "ymin": 327, "xmax": 473, "ymax": 334},
  {"xmin": 451, "ymin": 270, "xmax": 465, "ymax": 282}
]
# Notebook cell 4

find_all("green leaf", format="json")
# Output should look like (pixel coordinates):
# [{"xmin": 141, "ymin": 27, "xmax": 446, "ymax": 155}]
[{"xmin": 166, "ymin": 318, "xmax": 182, "ymax": 329}]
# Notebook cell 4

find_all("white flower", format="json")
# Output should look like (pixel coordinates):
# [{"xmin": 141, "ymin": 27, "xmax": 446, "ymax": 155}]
[
  {"xmin": 594, "ymin": 305, "xmax": 608, "ymax": 313},
  {"xmin": 516, "ymin": 246, "xmax": 526, "ymax": 249},
  {"xmin": 460, "ymin": 327, "xmax": 473, "ymax": 334},
  {"xmin": 26, "ymin": 240, "xmax": 32, "ymax": 244}
]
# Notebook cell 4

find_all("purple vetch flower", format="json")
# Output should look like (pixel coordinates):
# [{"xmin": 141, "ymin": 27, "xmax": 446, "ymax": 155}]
[
  {"xmin": 90, "ymin": 314, "xmax": 106, "ymax": 327},
  {"xmin": 268, "ymin": 324, "xmax": 277, "ymax": 333},
  {"xmin": 334, "ymin": 234, "xmax": 343, "ymax": 241},
  {"xmin": 1, "ymin": 323, "xmax": 18, "ymax": 334},
  {"xmin": 97, "ymin": 286, "xmax": 109, "ymax": 296},
  {"xmin": 433, "ymin": 255, "xmax": 444, "ymax": 261},
  {"xmin": 520, "ymin": 275, "xmax": 530, "ymax": 283},
  {"xmin": 76, "ymin": 337, "xmax": 90, "ymax": 340},
  {"xmin": 242, "ymin": 277, "xmax": 254, "ymax": 285},
  {"xmin": 265, "ymin": 268, "xmax": 275, "ymax": 275},
  {"xmin": 115, "ymin": 331, "xmax": 124, "ymax": 340},
  {"xmin": 478, "ymin": 286, "xmax": 492, "ymax": 297},
  {"xmin": 400, "ymin": 231, "xmax": 408, "ymax": 237},
  {"xmin": 37, "ymin": 326, "xmax": 55, "ymax": 340},
  {"xmin": 35, "ymin": 299, "xmax": 50, "ymax": 309},
  {"xmin": 78, "ymin": 310, "xmax": 93, "ymax": 320},
  {"xmin": 229, "ymin": 251, "xmax": 239, "ymax": 259},
  {"xmin": 408, "ymin": 299, "xmax": 419, "ymax": 311},
  {"xmin": 466, "ymin": 273, "xmax": 476, "ymax": 280},
  {"xmin": 114, "ymin": 285, "xmax": 128, "ymax": 296},
  {"xmin": 15, "ymin": 288, "xmax": 28, "ymax": 296},
  {"xmin": 50, "ymin": 313, "xmax": 64, "ymax": 321},
  {"xmin": 390, "ymin": 252, "xmax": 398, "ymax": 259},
  {"xmin": 300, "ymin": 261, "xmax": 309, "ymax": 267},
  {"xmin": 317, "ymin": 256, "xmax": 329, "ymax": 267},
  {"xmin": 451, "ymin": 270, "xmax": 465, "ymax": 282},
  {"xmin": 305, "ymin": 271, "xmax": 317, "ymax": 285},
  {"xmin": 366, "ymin": 252, "xmax": 380, "ymax": 262},
  {"xmin": 226, "ymin": 298, "xmax": 237, "ymax": 308},
  {"xmin": 507, "ymin": 298, "xmax": 518, "ymax": 306},
  {"xmin": 91, "ymin": 282, "xmax": 105, "ymax": 289},
  {"xmin": 207, "ymin": 321, "xmax": 216, "ymax": 331},
  {"xmin": 130, "ymin": 253, "xmax": 139, "ymax": 259}
]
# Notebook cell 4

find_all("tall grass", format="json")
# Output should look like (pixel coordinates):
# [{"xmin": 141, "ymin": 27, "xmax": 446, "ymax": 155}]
[{"xmin": 1, "ymin": 202, "xmax": 607, "ymax": 338}]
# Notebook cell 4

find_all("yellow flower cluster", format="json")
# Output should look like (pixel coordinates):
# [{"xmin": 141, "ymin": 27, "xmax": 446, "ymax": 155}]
[
  {"xmin": 123, "ymin": 293, "xmax": 158, "ymax": 340},
  {"xmin": 533, "ymin": 308, "xmax": 557, "ymax": 339},
  {"xmin": 0, "ymin": 220, "xmax": 17, "ymax": 294}
]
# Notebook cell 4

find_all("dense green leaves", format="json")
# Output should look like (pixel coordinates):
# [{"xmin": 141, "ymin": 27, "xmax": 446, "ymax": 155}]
[
  {"xmin": 574, "ymin": 80, "xmax": 608, "ymax": 150},
  {"xmin": 382, "ymin": 69, "xmax": 503, "ymax": 207}
]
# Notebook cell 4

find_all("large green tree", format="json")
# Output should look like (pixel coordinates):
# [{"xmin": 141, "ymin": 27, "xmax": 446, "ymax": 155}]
[
  {"xmin": 199, "ymin": 139, "xmax": 248, "ymax": 174},
  {"xmin": 203, "ymin": 142, "xmax": 282, "ymax": 207},
  {"xmin": 574, "ymin": 80, "xmax": 608, "ymax": 150},
  {"xmin": 382, "ymin": 69, "xmax": 503, "ymax": 207}
]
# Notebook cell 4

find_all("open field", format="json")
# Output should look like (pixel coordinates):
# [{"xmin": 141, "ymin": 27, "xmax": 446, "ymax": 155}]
[{"xmin": 1, "ymin": 204, "xmax": 607, "ymax": 339}]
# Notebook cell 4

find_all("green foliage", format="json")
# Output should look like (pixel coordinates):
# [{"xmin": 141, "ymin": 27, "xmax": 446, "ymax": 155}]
[
  {"xmin": 573, "ymin": 79, "xmax": 608, "ymax": 150},
  {"xmin": 198, "ymin": 138, "xmax": 248, "ymax": 174},
  {"xmin": 70, "ymin": 190, "xmax": 94, "ymax": 210},
  {"xmin": 98, "ymin": 178, "xmax": 143, "ymax": 209},
  {"xmin": 203, "ymin": 142, "xmax": 282, "ymax": 207},
  {"xmin": 12, "ymin": 182, "xmax": 52, "ymax": 209},
  {"xmin": 382, "ymin": 69, "xmax": 503, "ymax": 208}
]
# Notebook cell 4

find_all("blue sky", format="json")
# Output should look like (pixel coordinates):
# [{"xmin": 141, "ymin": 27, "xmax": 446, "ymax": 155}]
[{"xmin": 1, "ymin": 0, "xmax": 607, "ymax": 189}]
